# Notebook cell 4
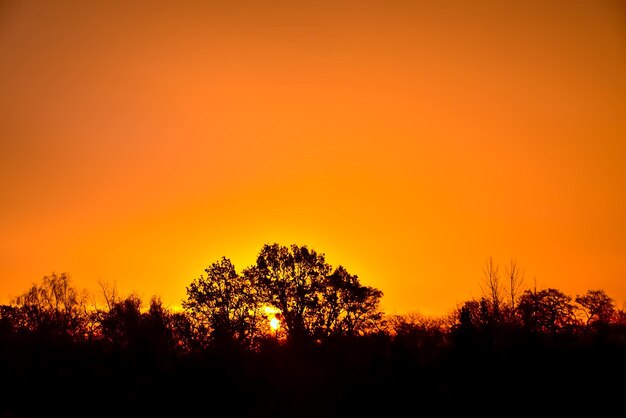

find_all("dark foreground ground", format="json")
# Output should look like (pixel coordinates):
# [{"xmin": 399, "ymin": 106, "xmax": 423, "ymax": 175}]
[{"xmin": 1, "ymin": 333, "xmax": 624, "ymax": 418}]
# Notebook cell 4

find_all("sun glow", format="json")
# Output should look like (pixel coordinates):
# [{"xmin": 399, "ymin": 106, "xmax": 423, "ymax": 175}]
[
  {"xmin": 269, "ymin": 316, "xmax": 280, "ymax": 331},
  {"xmin": 263, "ymin": 305, "xmax": 282, "ymax": 331}
]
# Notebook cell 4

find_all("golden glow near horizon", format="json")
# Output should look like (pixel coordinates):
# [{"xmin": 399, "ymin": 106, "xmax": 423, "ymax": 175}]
[{"xmin": 1, "ymin": 1, "xmax": 625, "ymax": 317}]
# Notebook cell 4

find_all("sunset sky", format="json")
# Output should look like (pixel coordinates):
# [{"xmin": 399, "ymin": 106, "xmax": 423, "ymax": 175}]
[{"xmin": 1, "ymin": 1, "xmax": 625, "ymax": 316}]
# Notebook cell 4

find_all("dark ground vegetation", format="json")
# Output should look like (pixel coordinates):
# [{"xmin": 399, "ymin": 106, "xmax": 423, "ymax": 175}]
[{"xmin": 2, "ymin": 246, "xmax": 625, "ymax": 417}]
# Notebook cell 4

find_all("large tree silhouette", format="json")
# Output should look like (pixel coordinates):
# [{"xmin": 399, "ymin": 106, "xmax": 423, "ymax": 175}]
[
  {"xmin": 243, "ymin": 243, "xmax": 383, "ymax": 344},
  {"xmin": 243, "ymin": 243, "xmax": 331, "ymax": 344}
]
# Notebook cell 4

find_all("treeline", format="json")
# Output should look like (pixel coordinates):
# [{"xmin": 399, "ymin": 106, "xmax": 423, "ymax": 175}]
[{"xmin": 1, "ymin": 244, "xmax": 625, "ymax": 417}]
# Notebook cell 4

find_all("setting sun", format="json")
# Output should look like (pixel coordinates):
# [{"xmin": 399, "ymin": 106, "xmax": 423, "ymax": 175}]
[
  {"xmin": 269, "ymin": 316, "xmax": 281, "ymax": 331},
  {"xmin": 263, "ymin": 305, "xmax": 282, "ymax": 331}
]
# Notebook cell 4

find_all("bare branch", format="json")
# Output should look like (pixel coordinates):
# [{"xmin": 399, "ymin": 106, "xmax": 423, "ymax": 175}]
[{"xmin": 505, "ymin": 259, "xmax": 525, "ymax": 311}]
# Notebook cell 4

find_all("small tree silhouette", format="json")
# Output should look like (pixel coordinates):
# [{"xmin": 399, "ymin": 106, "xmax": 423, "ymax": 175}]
[
  {"xmin": 12, "ymin": 272, "xmax": 88, "ymax": 338},
  {"xmin": 184, "ymin": 256, "xmax": 262, "ymax": 349},
  {"xmin": 100, "ymin": 294, "xmax": 143, "ymax": 347},
  {"xmin": 517, "ymin": 288, "xmax": 578, "ymax": 334},
  {"xmin": 575, "ymin": 289, "xmax": 616, "ymax": 326},
  {"xmin": 481, "ymin": 256, "xmax": 502, "ymax": 321},
  {"xmin": 505, "ymin": 259, "xmax": 525, "ymax": 313},
  {"xmin": 320, "ymin": 265, "xmax": 383, "ymax": 338}
]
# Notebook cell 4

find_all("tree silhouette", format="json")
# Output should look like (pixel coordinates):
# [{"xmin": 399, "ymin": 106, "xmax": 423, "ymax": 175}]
[
  {"xmin": 320, "ymin": 265, "xmax": 383, "ymax": 338},
  {"xmin": 517, "ymin": 288, "xmax": 577, "ymax": 334},
  {"xmin": 100, "ymin": 293, "xmax": 143, "ymax": 347},
  {"xmin": 575, "ymin": 289, "xmax": 616, "ymax": 326},
  {"xmin": 142, "ymin": 296, "xmax": 177, "ymax": 353},
  {"xmin": 505, "ymin": 259, "xmax": 524, "ymax": 313},
  {"xmin": 481, "ymin": 256, "xmax": 502, "ymax": 320},
  {"xmin": 98, "ymin": 279, "xmax": 119, "ymax": 310},
  {"xmin": 244, "ymin": 243, "xmax": 331, "ymax": 345},
  {"xmin": 13, "ymin": 272, "xmax": 88, "ymax": 338},
  {"xmin": 243, "ymin": 243, "xmax": 384, "ymax": 345},
  {"xmin": 184, "ymin": 256, "xmax": 262, "ymax": 349}
]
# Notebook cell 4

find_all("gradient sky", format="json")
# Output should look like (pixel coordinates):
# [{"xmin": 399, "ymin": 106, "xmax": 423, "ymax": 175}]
[{"xmin": 1, "ymin": 1, "xmax": 625, "ymax": 316}]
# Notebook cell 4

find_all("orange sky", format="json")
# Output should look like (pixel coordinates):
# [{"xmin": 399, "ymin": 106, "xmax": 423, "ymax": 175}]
[{"xmin": 1, "ymin": 1, "xmax": 625, "ymax": 316}]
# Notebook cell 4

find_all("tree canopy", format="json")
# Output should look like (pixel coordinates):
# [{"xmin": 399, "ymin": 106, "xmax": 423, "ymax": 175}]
[{"xmin": 184, "ymin": 243, "xmax": 384, "ymax": 346}]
